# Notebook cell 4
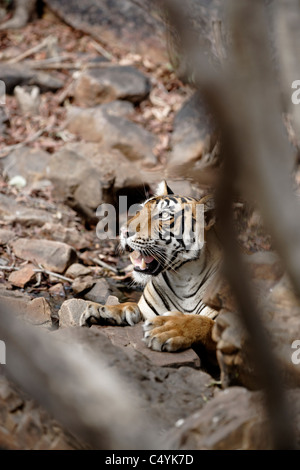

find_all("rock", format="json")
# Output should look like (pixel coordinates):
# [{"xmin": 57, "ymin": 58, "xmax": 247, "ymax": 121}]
[
  {"xmin": 95, "ymin": 323, "xmax": 201, "ymax": 369},
  {"xmin": 45, "ymin": 0, "xmax": 167, "ymax": 64},
  {"xmin": 245, "ymin": 251, "xmax": 284, "ymax": 282},
  {"xmin": 212, "ymin": 269, "xmax": 300, "ymax": 389},
  {"xmin": 99, "ymin": 100, "xmax": 134, "ymax": 117},
  {"xmin": 0, "ymin": 374, "xmax": 82, "ymax": 449},
  {"xmin": 71, "ymin": 276, "xmax": 95, "ymax": 295},
  {"xmin": 63, "ymin": 142, "xmax": 146, "ymax": 193},
  {"xmin": 164, "ymin": 387, "xmax": 273, "ymax": 450},
  {"xmin": 0, "ymin": 64, "xmax": 63, "ymax": 94},
  {"xmin": 67, "ymin": 105, "xmax": 157, "ymax": 165},
  {"xmin": 58, "ymin": 298, "xmax": 89, "ymax": 328},
  {"xmin": 8, "ymin": 264, "xmax": 36, "ymax": 288},
  {"xmin": 0, "ymin": 107, "xmax": 9, "ymax": 137},
  {"xmin": 65, "ymin": 263, "xmax": 92, "ymax": 279},
  {"xmin": 1, "ymin": 147, "xmax": 51, "ymax": 184},
  {"xmin": 53, "ymin": 326, "xmax": 215, "ymax": 431},
  {"xmin": 74, "ymin": 67, "xmax": 150, "ymax": 106},
  {"xmin": 0, "ymin": 288, "xmax": 32, "ymax": 312},
  {"xmin": 12, "ymin": 238, "xmax": 77, "ymax": 274},
  {"xmin": 46, "ymin": 149, "xmax": 103, "ymax": 215},
  {"xmin": 24, "ymin": 297, "xmax": 53, "ymax": 327},
  {"xmin": 169, "ymin": 93, "xmax": 216, "ymax": 166},
  {"xmin": 0, "ymin": 193, "xmax": 54, "ymax": 227},
  {"xmin": 83, "ymin": 278, "xmax": 111, "ymax": 303},
  {"xmin": 0, "ymin": 228, "xmax": 16, "ymax": 245},
  {"xmin": 46, "ymin": 145, "xmax": 150, "ymax": 223},
  {"xmin": 48, "ymin": 283, "xmax": 65, "ymax": 296},
  {"xmin": 38, "ymin": 222, "xmax": 92, "ymax": 251}
]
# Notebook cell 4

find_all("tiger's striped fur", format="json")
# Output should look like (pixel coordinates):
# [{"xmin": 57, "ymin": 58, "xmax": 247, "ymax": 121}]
[{"xmin": 80, "ymin": 181, "xmax": 221, "ymax": 353}]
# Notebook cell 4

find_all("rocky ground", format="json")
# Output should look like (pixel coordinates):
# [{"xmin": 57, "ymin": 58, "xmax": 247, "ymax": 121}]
[{"xmin": 0, "ymin": 3, "xmax": 299, "ymax": 450}]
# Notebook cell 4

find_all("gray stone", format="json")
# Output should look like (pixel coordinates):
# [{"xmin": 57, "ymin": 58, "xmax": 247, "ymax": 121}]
[
  {"xmin": 67, "ymin": 105, "xmax": 157, "ymax": 165},
  {"xmin": 24, "ymin": 297, "xmax": 53, "ymax": 327},
  {"xmin": 45, "ymin": 0, "xmax": 167, "ymax": 64},
  {"xmin": 169, "ymin": 93, "xmax": 216, "ymax": 166},
  {"xmin": 58, "ymin": 298, "xmax": 89, "ymax": 328},
  {"xmin": 8, "ymin": 264, "xmax": 36, "ymax": 288},
  {"xmin": 12, "ymin": 238, "xmax": 77, "ymax": 274},
  {"xmin": 74, "ymin": 68, "xmax": 150, "ymax": 106},
  {"xmin": 65, "ymin": 263, "xmax": 92, "ymax": 279},
  {"xmin": 53, "ymin": 326, "xmax": 215, "ymax": 431},
  {"xmin": 46, "ymin": 149, "xmax": 103, "ymax": 213},
  {"xmin": 72, "ymin": 276, "xmax": 95, "ymax": 295},
  {"xmin": 95, "ymin": 323, "xmax": 201, "ymax": 369},
  {"xmin": 164, "ymin": 387, "xmax": 269, "ymax": 450},
  {"xmin": 1, "ymin": 146, "xmax": 51, "ymax": 184},
  {"xmin": 84, "ymin": 278, "xmax": 111, "ymax": 303},
  {"xmin": 0, "ymin": 193, "xmax": 53, "ymax": 227},
  {"xmin": 0, "ymin": 374, "xmax": 82, "ymax": 449},
  {"xmin": 0, "ymin": 228, "xmax": 16, "ymax": 245},
  {"xmin": 0, "ymin": 287, "xmax": 32, "ymax": 312}
]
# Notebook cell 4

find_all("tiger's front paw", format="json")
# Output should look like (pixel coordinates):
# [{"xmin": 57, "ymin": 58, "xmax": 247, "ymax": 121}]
[
  {"xmin": 80, "ymin": 301, "xmax": 142, "ymax": 327},
  {"xmin": 142, "ymin": 312, "xmax": 191, "ymax": 352},
  {"xmin": 142, "ymin": 312, "xmax": 215, "ymax": 352}
]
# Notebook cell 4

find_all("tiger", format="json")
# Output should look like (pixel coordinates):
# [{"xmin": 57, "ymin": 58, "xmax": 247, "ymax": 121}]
[{"xmin": 80, "ymin": 180, "xmax": 222, "ymax": 354}]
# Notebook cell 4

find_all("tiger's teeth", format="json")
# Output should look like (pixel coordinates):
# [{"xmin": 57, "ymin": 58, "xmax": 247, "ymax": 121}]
[{"xmin": 140, "ymin": 258, "xmax": 147, "ymax": 270}]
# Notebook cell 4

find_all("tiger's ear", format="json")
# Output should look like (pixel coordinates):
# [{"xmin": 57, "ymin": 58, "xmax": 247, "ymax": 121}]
[
  {"xmin": 201, "ymin": 195, "xmax": 216, "ymax": 231},
  {"xmin": 156, "ymin": 180, "xmax": 174, "ymax": 196}
]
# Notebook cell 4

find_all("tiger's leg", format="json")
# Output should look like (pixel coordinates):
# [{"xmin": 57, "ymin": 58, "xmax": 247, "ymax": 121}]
[
  {"xmin": 80, "ymin": 301, "xmax": 142, "ymax": 327},
  {"xmin": 142, "ymin": 311, "xmax": 216, "ymax": 352}
]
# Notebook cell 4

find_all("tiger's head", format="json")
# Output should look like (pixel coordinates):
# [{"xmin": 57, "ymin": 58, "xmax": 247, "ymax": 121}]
[{"xmin": 120, "ymin": 181, "xmax": 216, "ymax": 285}]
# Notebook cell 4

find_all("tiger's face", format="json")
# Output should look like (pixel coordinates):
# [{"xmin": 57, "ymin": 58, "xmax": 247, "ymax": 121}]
[{"xmin": 120, "ymin": 181, "xmax": 215, "ymax": 285}]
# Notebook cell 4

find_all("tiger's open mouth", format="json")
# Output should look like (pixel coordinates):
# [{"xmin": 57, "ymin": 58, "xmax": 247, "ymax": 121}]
[{"xmin": 128, "ymin": 249, "xmax": 162, "ymax": 276}]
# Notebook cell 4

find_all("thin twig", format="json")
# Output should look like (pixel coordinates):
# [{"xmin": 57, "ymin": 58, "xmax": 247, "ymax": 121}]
[
  {"xmin": 90, "ymin": 40, "xmax": 117, "ymax": 61},
  {"xmin": 89, "ymin": 257, "xmax": 120, "ymax": 275},
  {"xmin": 0, "ymin": 264, "xmax": 72, "ymax": 282},
  {"xmin": 7, "ymin": 36, "xmax": 53, "ymax": 64}
]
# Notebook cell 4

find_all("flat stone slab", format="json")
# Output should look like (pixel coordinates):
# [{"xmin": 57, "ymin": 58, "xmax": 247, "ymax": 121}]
[{"xmin": 92, "ymin": 323, "xmax": 201, "ymax": 369}]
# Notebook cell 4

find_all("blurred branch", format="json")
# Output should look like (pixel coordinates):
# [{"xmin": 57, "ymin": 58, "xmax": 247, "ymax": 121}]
[
  {"xmin": 0, "ymin": 305, "xmax": 158, "ymax": 450},
  {"xmin": 163, "ymin": 0, "xmax": 297, "ymax": 449}
]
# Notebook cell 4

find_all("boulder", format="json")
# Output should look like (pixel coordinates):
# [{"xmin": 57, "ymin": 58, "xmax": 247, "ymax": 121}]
[
  {"xmin": 95, "ymin": 323, "xmax": 201, "ymax": 369},
  {"xmin": 0, "ymin": 374, "xmax": 82, "ymax": 449},
  {"xmin": 169, "ymin": 93, "xmax": 216, "ymax": 166},
  {"xmin": 24, "ymin": 297, "xmax": 53, "ymax": 327},
  {"xmin": 53, "ymin": 326, "xmax": 216, "ymax": 431},
  {"xmin": 164, "ymin": 387, "xmax": 300, "ymax": 450},
  {"xmin": 83, "ymin": 278, "xmax": 111, "ymax": 303},
  {"xmin": 1, "ymin": 147, "xmax": 51, "ymax": 184},
  {"xmin": 45, "ymin": 0, "xmax": 167, "ymax": 64},
  {"xmin": 65, "ymin": 263, "xmax": 92, "ymax": 279},
  {"xmin": 58, "ymin": 298, "xmax": 91, "ymax": 328},
  {"xmin": 12, "ymin": 238, "xmax": 77, "ymax": 274},
  {"xmin": 73, "ymin": 67, "xmax": 150, "ymax": 106},
  {"xmin": 66, "ymin": 105, "xmax": 157, "ymax": 165},
  {"xmin": 0, "ymin": 63, "xmax": 63, "ymax": 94},
  {"xmin": 0, "ymin": 229, "xmax": 16, "ymax": 245},
  {"xmin": 211, "ymin": 253, "xmax": 300, "ymax": 389}
]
